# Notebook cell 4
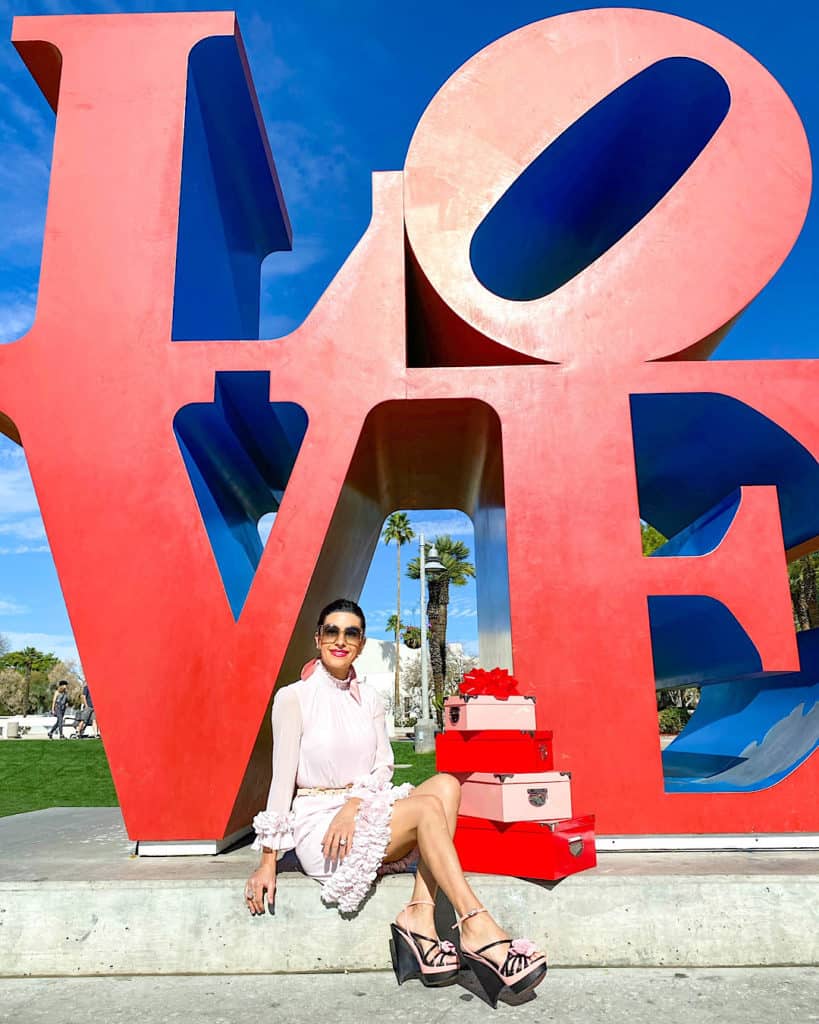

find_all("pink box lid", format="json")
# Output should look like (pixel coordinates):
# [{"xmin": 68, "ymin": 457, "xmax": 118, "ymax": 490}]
[
  {"xmin": 463, "ymin": 771, "xmax": 571, "ymax": 784},
  {"xmin": 444, "ymin": 694, "xmax": 536, "ymax": 705}
]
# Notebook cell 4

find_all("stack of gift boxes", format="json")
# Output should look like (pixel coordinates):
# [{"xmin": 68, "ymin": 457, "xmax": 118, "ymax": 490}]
[{"xmin": 436, "ymin": 668, "xmax": 596, "ymax": 880}]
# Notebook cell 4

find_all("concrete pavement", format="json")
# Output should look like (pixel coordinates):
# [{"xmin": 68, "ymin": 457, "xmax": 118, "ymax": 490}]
[{"xmin": 1, "ymin": 969, "xmax": 819, "ymax": 1024}]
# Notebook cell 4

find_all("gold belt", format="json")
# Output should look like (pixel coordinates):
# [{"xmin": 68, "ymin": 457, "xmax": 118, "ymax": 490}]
[{"xmin": 295, "ymin": 784, "xmax": 353, "ymax": 797}]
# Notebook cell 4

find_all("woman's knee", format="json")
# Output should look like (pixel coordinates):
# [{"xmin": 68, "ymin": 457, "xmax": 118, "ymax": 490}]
[
  {"xmin": 411, "ymin": 792, "xmax": 448, "ymax": 823},
  {"xmin": 433, "ymin": 772, "xmax": 462, "ymax": 809}
]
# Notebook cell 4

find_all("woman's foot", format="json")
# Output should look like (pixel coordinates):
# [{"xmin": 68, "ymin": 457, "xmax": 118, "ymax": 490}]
[
  {"xmin": 459, "ymin": 908, "xmax": 545, "ymax": 971},
  {"xmin": 456, "ymin": 907, "xmax": 547, "ymax": 1006},
  {"xmin": 458, "ymin": 909, "xmax": 515, "ymax": 968},
  {"xmin": 394, "ymin": 902, "xmax": 458, "ymax": 969}
]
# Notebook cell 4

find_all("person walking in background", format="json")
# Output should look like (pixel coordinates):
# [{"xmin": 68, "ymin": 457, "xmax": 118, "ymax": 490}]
[
  {"xmin": 47, "ymin": 680, "xmax": 69, "ymax": 739},
  {"xmin": 74, "ymin": 683, "xmax": 96, "ymax": 738}
]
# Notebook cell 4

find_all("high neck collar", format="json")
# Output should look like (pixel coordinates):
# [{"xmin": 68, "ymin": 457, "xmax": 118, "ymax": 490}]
[
  {"xmin": 309, "ymin": 658, "xmax": 362, "ymax": 703},
  {"xmin": 316, "ymin": 658, "xmax": 354, "ymax": 686}
]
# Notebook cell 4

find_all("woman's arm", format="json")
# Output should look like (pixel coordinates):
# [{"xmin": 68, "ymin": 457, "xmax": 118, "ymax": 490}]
[
  {"xmin": 251, "ymin": 684, "xmax": 302, "ymax": 854},
  {"xmin": 246, "ymin": 684, "xmax": 302, "ymax": 915}
]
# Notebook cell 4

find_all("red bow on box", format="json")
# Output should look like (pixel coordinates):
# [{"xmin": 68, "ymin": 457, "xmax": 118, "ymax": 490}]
[{"xmin": 459, "ymin": 667, "xmax": 525, "ymax": 700}]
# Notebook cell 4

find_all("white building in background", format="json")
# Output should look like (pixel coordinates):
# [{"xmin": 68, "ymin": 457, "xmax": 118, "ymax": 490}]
[
  {"xmin": 355, "ymin": 639, "xmax": 417, "ymax": 733},
  {"xmin": 356, "ymin": 638, "xmax": 469, "ymax": 737}
]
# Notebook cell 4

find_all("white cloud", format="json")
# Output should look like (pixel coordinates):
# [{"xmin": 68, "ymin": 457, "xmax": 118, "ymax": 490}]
[
  {"xmin": 2, "ymin": 631, "xmax": 80, "ymax": 665},
  {"xmin": 448, "ymin": 604, "xmax": 478, "ymax": 619},
  {"xmin": 257, "ymin": 511, "xmax": 277, "ymax": 545},
  {"xmin": 265, "ymin": 119, "xmax": 351, "ymax": 207},
  {"xmin": 0, "ymin": 515, "xmax": 46, "ymax": 540},
  {"xmin": 364, "ymin": 609, "xmax": 398, "ymax": 628},
  {"xmin": 259, "ymin": 311, "xmax": 300, "ymax": 339},
  {"xmin": 0, "ymin": 443, "xmax": 40, "ymax": 516},
  {"xmin": 0, "ymin": 440, "xmax": 48, "ymax": 555},
  {"xmin": 262, "ymin": 237, "xmax": 326, "ymax": 280},
  {"xmin": 241, "ymin": 13, "xmax": 293, "ymax": 96},
  {"xmin": 0, "ymin": 289, "xmax": 37, "ymax": 343},
  {"xmin": 0, "ymin": 596, "xmax": 28, "ymax": 615},
  {"xmin": 0, "ymin": 81, "xmax": 53, "ymax": 147},
  {"xmin": 406, "ymin": 512, "xmax": 475, "ymax": 539}
]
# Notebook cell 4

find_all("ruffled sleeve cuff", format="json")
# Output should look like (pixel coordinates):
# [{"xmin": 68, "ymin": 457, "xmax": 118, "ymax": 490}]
[
  {"xmin": 348, "ymin": 767, "xmax": 393, "ymax": 801},
  {"xmin": 250, "ymin": 809, "xmax": 296, "ymax": 853}
]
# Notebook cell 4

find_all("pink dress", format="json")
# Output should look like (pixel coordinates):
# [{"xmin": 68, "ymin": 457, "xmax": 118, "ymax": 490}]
[{"xmin": 251, "ymin": 660, "xmax": 414, "ymax": 912}]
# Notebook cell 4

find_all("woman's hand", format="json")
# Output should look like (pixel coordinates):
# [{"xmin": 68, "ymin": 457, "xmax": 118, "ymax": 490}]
[
  {"xmin": 322, "ymin": 799, "xmax": 361, "ymax": 863},
  {"xmin": 245, "ymin": 857, "xmax": 277, "ymax": 916}
]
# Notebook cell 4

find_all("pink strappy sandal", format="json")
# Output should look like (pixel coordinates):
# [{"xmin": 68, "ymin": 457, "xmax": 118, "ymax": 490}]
[
  {"xmin": 453, "ymin": 907, "xmax": 547, "ymax": 1007},
  {"xmin": 389, "ymin": 900, "xmax": 460, "ymax": 987}
]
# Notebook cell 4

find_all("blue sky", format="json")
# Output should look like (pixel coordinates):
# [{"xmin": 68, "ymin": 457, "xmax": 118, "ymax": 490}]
[{"xmin": 0, "ymin": 0, "xmax": 816, "ymax": 665}]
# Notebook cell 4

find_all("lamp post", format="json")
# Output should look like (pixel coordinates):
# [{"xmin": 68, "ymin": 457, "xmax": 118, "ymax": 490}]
[{"xmin": 415, "ymin": 534, "xmax": 445, "ymax": 753}]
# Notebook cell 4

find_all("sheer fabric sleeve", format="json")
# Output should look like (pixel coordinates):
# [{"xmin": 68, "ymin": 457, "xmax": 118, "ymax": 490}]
[
  {"xmin": 349, "ymin": 689, "xmax": 395, "ymax": 799},
  {"xmin": 251, "ymin": 684, "xmax": 301, "ymax": 853}
]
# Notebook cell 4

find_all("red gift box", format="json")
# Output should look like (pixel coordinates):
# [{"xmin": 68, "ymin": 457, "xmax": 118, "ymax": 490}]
[
  {"xmin": 454, "ymin": 813, "xmax": 596, "ymax": 880},
  {"xmin": 436, "ymin": 729, "xmax": 554, "ymax": 773},
  {"xmin": 443, "ymin": 694, "xmax": 536, "ymax": 731},
  {"xmin": 458, "ymin": 771, "xmax": 573, "ymax": 822}
]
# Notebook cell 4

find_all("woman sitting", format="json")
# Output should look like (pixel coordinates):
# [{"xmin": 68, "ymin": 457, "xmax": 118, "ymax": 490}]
[{"xmin": 245, "ymin": 598, "xmax": 546, "ymax": 1004}]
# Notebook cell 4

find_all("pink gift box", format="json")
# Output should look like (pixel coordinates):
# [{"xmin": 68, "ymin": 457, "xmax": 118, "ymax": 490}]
[
  {"xmin": 457, "ymin": 771, "xmax": 573, "ymax": 823},
  {"xmin": 443, "ymin": 694, "xmax": 536, "ymax": 732}
]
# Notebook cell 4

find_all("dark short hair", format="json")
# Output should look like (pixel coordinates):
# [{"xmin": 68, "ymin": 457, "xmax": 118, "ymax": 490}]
[
  {"xmin": 58, "ymin": 680, "xmax": 68, "ymax": 686},
  {"xmin": 316, "ymin": 598, "xmax": 366, "ymax": 634}
]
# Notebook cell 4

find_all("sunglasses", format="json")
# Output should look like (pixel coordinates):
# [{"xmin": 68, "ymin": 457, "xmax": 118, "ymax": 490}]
[{"xmin": 318, "ymin": 624, "xmax": 364, "ymax": 645}]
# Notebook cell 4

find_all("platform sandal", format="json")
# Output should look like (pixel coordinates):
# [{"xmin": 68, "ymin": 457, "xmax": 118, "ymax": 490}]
[
  {"xmin": 389, "ymin": 900, "xmax": 460, "ymax": 987},
  {"xmin": 453, "ymin": 907, "xmax": 547, "ymax": 1007}
]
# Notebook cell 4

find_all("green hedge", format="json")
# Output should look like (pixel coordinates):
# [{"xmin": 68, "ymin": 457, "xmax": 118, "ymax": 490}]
[{"xmin": 658, "ymin": 707, "xmax": 691, "ymax": 735}]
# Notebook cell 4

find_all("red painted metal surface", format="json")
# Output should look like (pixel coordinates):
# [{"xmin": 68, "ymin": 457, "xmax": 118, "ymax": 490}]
[{"xmin": 0, "ymin": 9, "xmax": 815, "ymax": 840}]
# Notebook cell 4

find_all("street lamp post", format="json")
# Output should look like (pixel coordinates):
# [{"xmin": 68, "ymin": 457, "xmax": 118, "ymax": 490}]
[{"xmin": 415, "ymin": 534, "xmax": 444, "ymax": 754}]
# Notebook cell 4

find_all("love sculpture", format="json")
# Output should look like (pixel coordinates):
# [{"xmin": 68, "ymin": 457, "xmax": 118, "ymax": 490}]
[{"xmin": 1, "ymin": 8, "xmax": 816, "ymax": 847}]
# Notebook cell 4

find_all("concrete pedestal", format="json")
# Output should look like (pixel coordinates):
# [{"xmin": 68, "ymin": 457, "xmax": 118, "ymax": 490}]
[
  {"xmin": 413, "ymin": 718, "xmax": 437, "ymax": 753},
  {"xmin": 2, "ymin": 808, "xmax": 819, "ymax": 977}
]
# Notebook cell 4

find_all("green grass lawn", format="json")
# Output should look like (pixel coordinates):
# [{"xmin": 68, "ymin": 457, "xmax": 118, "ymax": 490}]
[
  {"xmin": 390, "ymin": 741, "xmax": 437, "ymax": 787},
  {"xmin": 0, "ymin": 739, "xmax": 437, "ymax": 818},
  {"xmin": 0, "ymin": 741, "xmax": 118, "ymax": 818}
]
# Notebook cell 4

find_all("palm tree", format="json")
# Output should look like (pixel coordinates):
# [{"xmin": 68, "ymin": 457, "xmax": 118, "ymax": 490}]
[
  {"xmin": 385, "ymin": 613, "xmax": 404, "ymax": 637},
  {"xmin": 407, "ymin": 535, "xmax": 476, "ymax": 722},
  {"xmin": 382, "ymin": 512, "xmax": 415, "ymax": 723}
]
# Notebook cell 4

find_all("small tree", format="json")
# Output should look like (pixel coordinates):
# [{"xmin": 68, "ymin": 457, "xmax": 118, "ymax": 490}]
[
  {"xmin": 402, "ymin": 625, "xmax": 421, "ymax": 649},
  {"xmin": 0, "ymin": 647, "xmax": 60, "ymax": 716},
  {"xmin": 403, "ymin": 644, "xmax": 478, "ymax": 724},
  {"xmin": 0, "ymin": 667, "xmax": 25, "ymax": 715},
  {"xmin": 641, "ymin": 521, "xmax": 667, "ymax": 556}
]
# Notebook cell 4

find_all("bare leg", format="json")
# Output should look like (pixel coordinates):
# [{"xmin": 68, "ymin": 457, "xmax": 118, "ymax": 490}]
[
  {"xmin": 385, "ymin": 781, "xmax": 534, "ymax": 969},
  {"xmin": 390, "ymin": 774, "xmax": 460, "ymax": 963}
]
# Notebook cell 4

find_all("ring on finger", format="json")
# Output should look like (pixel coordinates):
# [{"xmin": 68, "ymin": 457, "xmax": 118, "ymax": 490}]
[{"xmin": 339, "ymin": 837, "xmax": 348, "ymax": 846}]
